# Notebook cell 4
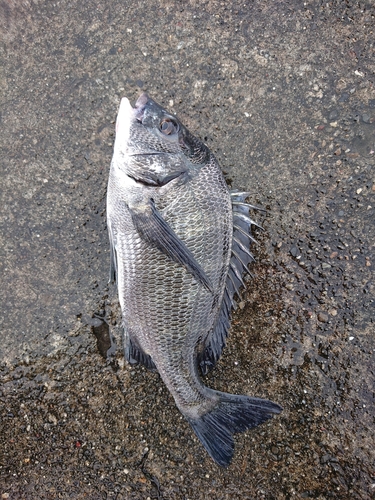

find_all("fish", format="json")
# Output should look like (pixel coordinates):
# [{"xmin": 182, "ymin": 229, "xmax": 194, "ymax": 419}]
[{"xmin": 106, "ymin": 93, "xmax": 282, "ymax": 467}]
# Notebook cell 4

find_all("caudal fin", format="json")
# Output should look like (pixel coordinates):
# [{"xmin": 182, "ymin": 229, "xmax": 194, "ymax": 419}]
[{"xmin": 187, "ymin": 391, "xmax": 282, "ymax": 467}]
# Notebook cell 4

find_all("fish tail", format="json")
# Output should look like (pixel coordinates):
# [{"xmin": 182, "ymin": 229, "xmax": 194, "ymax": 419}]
[{"xmin": 186, "ymin": 391, "xmax": 282, "ymax": 467}]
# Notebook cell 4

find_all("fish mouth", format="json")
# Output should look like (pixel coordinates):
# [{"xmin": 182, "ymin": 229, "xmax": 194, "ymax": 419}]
[
  {"xmin": 116, "ymin": 93, "xmax": 149, "ymax": 130},
  {"xmin": 116, "ymin": 97, "xmax": 134, "ymax": 133}
]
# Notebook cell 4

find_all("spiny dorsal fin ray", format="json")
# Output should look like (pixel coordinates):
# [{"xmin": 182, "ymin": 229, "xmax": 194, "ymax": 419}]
[
  {"xmin": 230, "ymin": 260, "xmax": 246, "ymax": 286},
  {"xmin": 233, "ymin": 211, "xmax": 263, "ymax": 230},
  {"xmin": 232, "ymin": 249, "xmax": 251, "ymax": 276},
  {"xmin": 230, "ymin": 190, "xmax": 251, "ymax": 200},
  {"xmin": 233, "ymin": 234, "xmax": 256, "ymax": 260},
  {"xmin": 233, "ymin": 223, "xmax": 259, "ymax": 245},
  {"xmin": 226, "ymin": 273, "xmax": 242, "ymax": 302},
  {"xmin": 232, "ymin": 200, "xmax": 265, "ymax": 212}
]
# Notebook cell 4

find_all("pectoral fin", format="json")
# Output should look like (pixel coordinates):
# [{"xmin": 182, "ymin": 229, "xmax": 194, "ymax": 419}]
[{"xmin": 129, "ymin": 199, "xmax": 213, "ymax": 293}]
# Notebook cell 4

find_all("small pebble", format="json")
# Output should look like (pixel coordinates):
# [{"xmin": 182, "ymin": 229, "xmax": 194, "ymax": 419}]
[
  {"xmin": 339, "ymin": 93, "xmax": 349, "ymax": 102},
  {"xmin": 321, "ymin": 454, "xmax": 331, "ymax": 464},
  {"xmin": 48, "ymin": 414, "xmax": 57, "ymax": 425},
  {"xmin": 362, "ymin": 114, "xmax": 371, "ymax": 123},
  {"xmin": 290, "ymin": 246, "xmax": 299, "ymax": 257},
  {"xmin": 318, "ymin": 312, "xmax": 329, "ymax": 323},
  {"xmin": 329, "ymin": 110, "xmax": 338, "ymax": 120}
]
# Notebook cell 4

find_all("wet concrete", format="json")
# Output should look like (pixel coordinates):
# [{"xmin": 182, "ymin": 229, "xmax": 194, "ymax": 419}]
[{"xmin": 1, "ymin": 0, "xmax": 374, "ymax": 498}]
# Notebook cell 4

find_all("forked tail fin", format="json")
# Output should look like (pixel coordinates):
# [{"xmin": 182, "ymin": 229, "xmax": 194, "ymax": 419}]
[{"xmin": 187, "ymin": 391, "xmax": 282, "ymax": 467}]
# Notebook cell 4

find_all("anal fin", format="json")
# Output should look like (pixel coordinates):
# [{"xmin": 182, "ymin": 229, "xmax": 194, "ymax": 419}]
[{"xmin": 124, "ymin": 335, "xmax": 157, "ymax": 371}]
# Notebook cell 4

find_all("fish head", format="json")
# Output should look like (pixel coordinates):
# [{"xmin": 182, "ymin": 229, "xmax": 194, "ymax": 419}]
[{"xmin": 112, "ymin": 94, "xmax": 210, "ymax": 186}]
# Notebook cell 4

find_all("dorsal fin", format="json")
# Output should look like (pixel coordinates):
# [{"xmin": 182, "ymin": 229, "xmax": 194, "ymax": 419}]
[{"xmin": 197, "ymin": 191, "xmax": 262, "ymax": 375}]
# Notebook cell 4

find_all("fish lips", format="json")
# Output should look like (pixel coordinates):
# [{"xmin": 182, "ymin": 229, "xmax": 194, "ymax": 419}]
[{"xmin": 115, "ymin": 93, "xmax": 151, "ymax": 138}]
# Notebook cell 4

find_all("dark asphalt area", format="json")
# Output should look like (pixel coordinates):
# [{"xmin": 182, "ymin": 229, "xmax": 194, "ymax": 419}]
[{"xmin": 1, "ymin": 1, "xmax": 374, "ymax": 498}]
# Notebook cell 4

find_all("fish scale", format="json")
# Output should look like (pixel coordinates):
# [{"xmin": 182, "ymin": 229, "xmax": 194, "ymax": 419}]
[{"xmin": 107, "ymin": 93, "xmax": 282, "ymax": 466}]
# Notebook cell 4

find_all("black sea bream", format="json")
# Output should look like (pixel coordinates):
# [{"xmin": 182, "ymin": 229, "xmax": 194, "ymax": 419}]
[{"xmin": 106, "ymin": 94, "xmax": 282, "ymax": 467}]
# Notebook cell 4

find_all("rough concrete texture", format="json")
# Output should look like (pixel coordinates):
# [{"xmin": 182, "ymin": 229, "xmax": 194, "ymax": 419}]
[{"xmin": 1, "ymin": 0, "xmax": 374, "ymax": 498}]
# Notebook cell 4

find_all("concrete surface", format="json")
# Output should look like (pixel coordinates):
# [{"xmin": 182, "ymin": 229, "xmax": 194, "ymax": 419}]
[{"xmin": 0, "ymin": 0, "xmax": 374, "ymax": 498}]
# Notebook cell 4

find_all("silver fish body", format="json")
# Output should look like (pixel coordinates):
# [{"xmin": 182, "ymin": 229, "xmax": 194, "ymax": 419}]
[{"xmin": 107, "ymin": 94, "xmax": 281, "ymax": 466}]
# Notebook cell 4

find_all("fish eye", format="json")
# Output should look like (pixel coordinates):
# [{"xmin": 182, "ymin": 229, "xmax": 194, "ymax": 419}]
[{"xmin": 159, "ymin": 118, "xmax": 179, "ymax": 136}]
